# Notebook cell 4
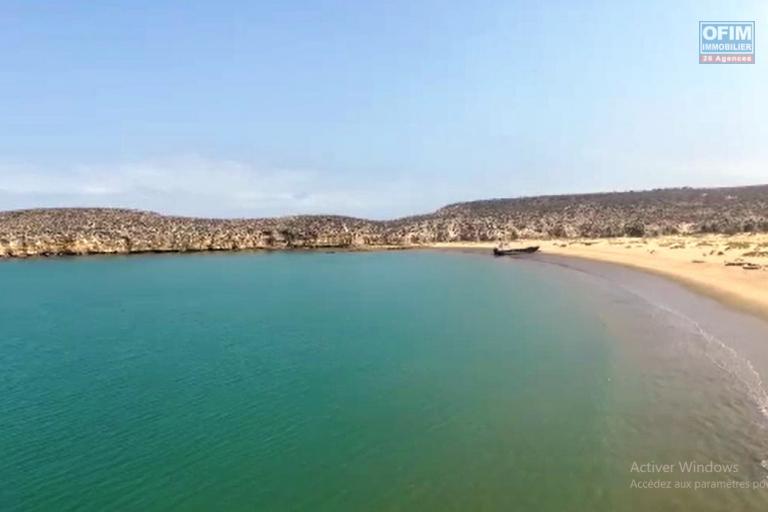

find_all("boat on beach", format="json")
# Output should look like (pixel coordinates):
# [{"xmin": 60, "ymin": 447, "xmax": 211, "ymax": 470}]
[{"xmin": 493, "ymin": 246, "xmax": 540, "ymax": 256}]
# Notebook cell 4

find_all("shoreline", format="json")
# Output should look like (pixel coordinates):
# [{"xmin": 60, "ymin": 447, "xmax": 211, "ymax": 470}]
[
  {"xmin": 427, "ymin": 238, "xmax": 768, "ymax": 321},
  {"xmin": 0, "ymin": 244, "xmax": 411, "ymax": 260},
  {"xmin": 4, "ymin": 234, "xmax": 767, "ymax": 321}
]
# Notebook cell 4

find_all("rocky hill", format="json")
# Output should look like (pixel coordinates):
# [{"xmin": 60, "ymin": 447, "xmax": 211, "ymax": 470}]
[{"xmin": 1, "ymin": 185, "xmax": 767, "ymax": 257}]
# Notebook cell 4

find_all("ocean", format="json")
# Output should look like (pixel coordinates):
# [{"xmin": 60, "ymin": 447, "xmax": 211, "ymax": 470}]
[{"xmin": 2, "ymin": 250, "xmax": 768, "ymax": 510}]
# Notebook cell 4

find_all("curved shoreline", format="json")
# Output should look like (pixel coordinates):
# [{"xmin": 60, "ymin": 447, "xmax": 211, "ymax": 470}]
[
  {"xmin": 4, "ymin": 234, "xmax": 767, "ymax": 322},
  {"xmin": 427, "ymin": 239, "xmax": 768, "ymax": 322},
  {"xmin": 518, "ymin": 248, "xmax": 768, "ymax": 433}
]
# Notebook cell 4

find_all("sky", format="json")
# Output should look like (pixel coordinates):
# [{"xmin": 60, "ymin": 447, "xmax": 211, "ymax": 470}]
[{"xmin": 1, "ymin": 0, "xmax": 766, "ymax": 219}]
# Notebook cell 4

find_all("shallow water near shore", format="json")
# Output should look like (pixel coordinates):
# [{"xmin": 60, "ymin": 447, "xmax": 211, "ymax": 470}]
[{"xmin": 2, "ymin": 250, "xmax": 768, "ymax": 511}]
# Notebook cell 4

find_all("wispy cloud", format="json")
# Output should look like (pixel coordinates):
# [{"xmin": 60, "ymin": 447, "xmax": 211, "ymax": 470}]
[
  {"xmin": 0, "ymin": 156, "xmax": 448, "ymax": 219},
  {"xmin": 2, "ymin": 154, "xmax": 764, "ymax": 219}
]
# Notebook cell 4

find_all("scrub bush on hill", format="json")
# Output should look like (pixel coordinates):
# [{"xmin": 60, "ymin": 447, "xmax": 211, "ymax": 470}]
[{"xmin": 2, "ymin": 185, "xmax": 768, "ymax": 256}]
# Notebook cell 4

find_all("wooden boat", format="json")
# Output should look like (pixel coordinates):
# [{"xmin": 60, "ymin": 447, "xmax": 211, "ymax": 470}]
[{"xmin": 493, "ymin": 246, "xmax": 540, "ymax": 256}]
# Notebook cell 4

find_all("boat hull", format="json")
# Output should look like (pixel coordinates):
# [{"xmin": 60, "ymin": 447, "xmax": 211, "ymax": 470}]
[{"xmin": 493, "ymin": 246, "xmax": 540, "ymax": 256}]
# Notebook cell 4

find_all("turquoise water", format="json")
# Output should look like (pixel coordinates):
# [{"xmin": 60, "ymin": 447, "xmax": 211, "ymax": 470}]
[{"xmin": 2, "ymin": 251, "xmax": 768, "ymax": 510}]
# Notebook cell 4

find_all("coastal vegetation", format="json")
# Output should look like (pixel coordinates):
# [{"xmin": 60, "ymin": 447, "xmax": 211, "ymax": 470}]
[{"xmin": 1, "ymin": 185, "xmax": 767, "ymax": 258}]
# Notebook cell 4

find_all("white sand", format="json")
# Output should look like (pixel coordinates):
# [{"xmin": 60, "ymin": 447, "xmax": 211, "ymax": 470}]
[{"xmin": 427, "ymin": 234, "xmax": 768, "ymax": 319}]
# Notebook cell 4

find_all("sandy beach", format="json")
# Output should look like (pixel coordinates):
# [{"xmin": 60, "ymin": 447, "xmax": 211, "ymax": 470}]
[{"xmin": 428, "ymin": 234, "xmax": 768, "ymax": 320}]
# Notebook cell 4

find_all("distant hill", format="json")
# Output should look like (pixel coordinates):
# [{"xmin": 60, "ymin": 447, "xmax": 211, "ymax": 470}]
[
  {"xmin": 2, "ymin": 185, "xmax": 767, "ymax": 257},
  {"xmin": 419, "ymin": 185, "xmax": 768, "ymax": 239}
]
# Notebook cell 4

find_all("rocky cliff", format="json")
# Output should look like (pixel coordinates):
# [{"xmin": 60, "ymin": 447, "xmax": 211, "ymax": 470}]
[{"xmin": 1, "ymin": 185, "xmax": 767, "ymax": 257}]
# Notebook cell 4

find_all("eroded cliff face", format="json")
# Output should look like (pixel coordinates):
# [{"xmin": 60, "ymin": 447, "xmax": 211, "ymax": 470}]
[
  {"xmin": 0, "ymin": 209, "xmax": 389, "ymax": 257},
  {"xmin": 2, "ymin": 185, "xmax": 767, "ymax": 257}
]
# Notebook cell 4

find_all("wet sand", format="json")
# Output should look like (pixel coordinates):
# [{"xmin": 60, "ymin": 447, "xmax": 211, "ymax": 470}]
[
  {"xmin": 495, "ymin": 250, "xmax": 768, "ymax": 508},
  {"xmin": 530, "ymin": 253, "xmax": 768, "ymax": 393},
  {"xmin": 428, "ymin": 235, "xmax": 768, "ymax": 320}
]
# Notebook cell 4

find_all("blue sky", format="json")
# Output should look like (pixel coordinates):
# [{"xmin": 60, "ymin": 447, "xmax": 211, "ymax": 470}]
[{"xmin": 1, "ymin": 0, "xmax": 766, "ymax": 218}]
